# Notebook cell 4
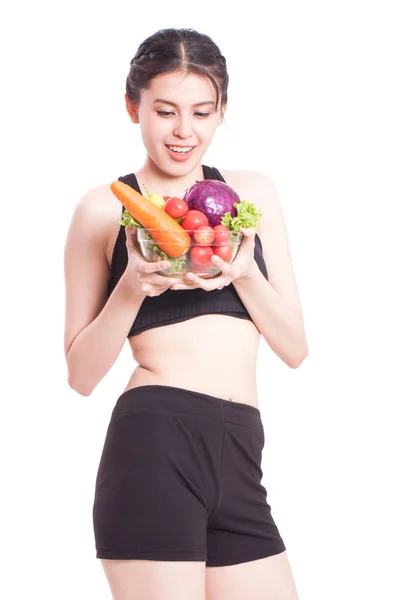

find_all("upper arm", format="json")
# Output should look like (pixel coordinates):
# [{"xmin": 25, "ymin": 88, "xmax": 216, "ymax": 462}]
[
  {"xmin": 63, "ymin": 186, "xmax": 111, "ymax": 361},
  {"xmin": 248, "ymin": 171, "xmax": 305, "ymax": 323}
]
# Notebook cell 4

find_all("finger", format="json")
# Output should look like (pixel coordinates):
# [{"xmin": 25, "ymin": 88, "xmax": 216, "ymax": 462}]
[
  {"xmin": 125, "ymin": 225, "xmax": 137, "ymax": 237},
  {"xmin": 142, "ymin": 259, "xmax": 171, "ymax": 273},
  {"xmin": 125, "ymin": 226, "xmax": 139, "ymax": 252},
  {"xmin": 171, "ymin": 274, "xmax": 200, "ymax": 290},
  {"xmin": 240, "ymin": 227, "xmax": 257, "ymax": 240},
  {"xmin": 210, "ymin": 254, "xmax": 229, "ymax": 274},
  {"xmin": 150, "ymin": 276, "xmax": 177, "ymax": 291},
  {"xmin": 184, "ymin": 273, "xmax": 210, "ymax": 291},
  {"xmin": 234, "ymin": 228, "xmax": 256, "ymax": 262},
  {"xmin": 171, "ymin": 283, "xmax": 198, "ymax": 290}
]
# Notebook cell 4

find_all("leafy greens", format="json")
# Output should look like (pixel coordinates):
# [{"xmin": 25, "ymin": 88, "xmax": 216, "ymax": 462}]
[{"xmin": 220, "ymin": 200, "xmax": 262, "ymax": 232}]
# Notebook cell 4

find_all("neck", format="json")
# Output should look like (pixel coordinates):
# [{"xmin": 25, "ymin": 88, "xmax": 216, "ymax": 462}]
[{"xmin": 135, "ymin": 160, "xmax": 206, "ymax": 198}]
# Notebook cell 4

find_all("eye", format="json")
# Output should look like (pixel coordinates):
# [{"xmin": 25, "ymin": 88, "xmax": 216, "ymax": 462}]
[{"xmin": 156, "ymin": 111, "xmax": 211, "ymax": 118}]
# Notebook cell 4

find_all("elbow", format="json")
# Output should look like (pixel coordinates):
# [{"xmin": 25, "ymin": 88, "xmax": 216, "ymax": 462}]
[
  {"xmin": 286, "ymin": 322, "xmax": 309, "ymax": 368},
  {"xmin": 289, "ymin": 358, "xmax": 305, "ymax": 369},
  {"xmin": 67, "ymin": 372, "xmax": 94, "ymax": 397},
  {"xmin": 288, "ymin": 344, "xmax": 309, "ymax": 369}
]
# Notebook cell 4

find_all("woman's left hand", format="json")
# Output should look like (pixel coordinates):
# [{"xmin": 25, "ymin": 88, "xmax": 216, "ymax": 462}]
[{"xmin": 170, "ymin": 228, "xmax": 258, "ymax": 291}]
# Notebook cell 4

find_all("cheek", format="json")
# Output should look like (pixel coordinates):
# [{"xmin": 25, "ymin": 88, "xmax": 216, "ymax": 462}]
[
  {"xmin": 141, "ymin": 120, "xmax": 168, "ymax": 146},
  {"xmin": 200, "ymin": 122, "xmax": 220, "ymax": 142},
  {"xmin": 204, "ymin": 114, "xmax": 221, "ymax": 132}
]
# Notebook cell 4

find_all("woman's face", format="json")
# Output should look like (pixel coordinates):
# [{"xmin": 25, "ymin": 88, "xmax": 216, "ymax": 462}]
[{"xmin": 126, "ymin": 70, "xmax": 225, "ymax": 175}]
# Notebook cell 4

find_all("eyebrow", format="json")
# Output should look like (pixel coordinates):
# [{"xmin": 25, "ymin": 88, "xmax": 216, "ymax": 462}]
[{"xmin": 152, "ymin": 99, "xmax": 215, "ymax": 107}]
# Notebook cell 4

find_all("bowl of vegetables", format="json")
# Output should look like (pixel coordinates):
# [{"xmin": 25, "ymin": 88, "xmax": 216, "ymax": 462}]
[
  {"xmin": 111, "ymin": 178, "xmax": 263, "ymax": 279},
  {"xmin": 136, "ymin": 227, "xmax": 243, "ymax": 278}
]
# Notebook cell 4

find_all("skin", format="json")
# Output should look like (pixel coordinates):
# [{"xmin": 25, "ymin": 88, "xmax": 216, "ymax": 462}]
[
  {"xmin": 95, "ymin": 69, "xmax": 301, "ymax": 599},
  {"xmin": 126, "ymin": 70, "xmax": 226, "ymax": 198},
  {"xmin": 107, "ymin": 70, "xmax": 263, "ymax": 406}
]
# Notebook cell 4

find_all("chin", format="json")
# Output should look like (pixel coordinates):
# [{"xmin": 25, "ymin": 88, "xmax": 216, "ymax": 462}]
[{"xmin": 161, "ymin": 152, "xmax": 202, "ymax": 170}]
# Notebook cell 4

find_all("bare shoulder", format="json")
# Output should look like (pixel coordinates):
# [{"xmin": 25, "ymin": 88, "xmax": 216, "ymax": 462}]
[
  {"xmin": 78, "ymin": 181, "xmax": 121, "ymax": 221},
  {"xmin": 69, "ymin": 182, "xmax": 119, "ymax": 227},
  {"xmin": 69, "ymin": 182, "xmax": 124, "ymax": 267},
  {"xmin": 219, "ymin": 168, "xmax": 276, "ymax": 234},
  {"xmin": 220, "ymin": 168, "xmax": 305, "ymax": 323},
  {"xmin": 219, "ymin": 167, "xmax": 275, "ymax": 190}
]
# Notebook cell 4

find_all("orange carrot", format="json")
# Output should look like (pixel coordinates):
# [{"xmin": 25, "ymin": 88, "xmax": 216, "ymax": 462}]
[{"xmin": 110, "ymin": 180, "xmax": 191, "ymax": 258}]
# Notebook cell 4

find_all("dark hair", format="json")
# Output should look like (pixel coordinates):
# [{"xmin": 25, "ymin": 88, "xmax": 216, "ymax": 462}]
[{"xmin": 126, "ymin": 28, "xmax": 228, "ymax": 114}]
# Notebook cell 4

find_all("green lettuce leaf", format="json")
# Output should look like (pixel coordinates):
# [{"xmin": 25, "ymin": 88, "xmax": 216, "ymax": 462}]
[
  {"xmin": 120, "ymin": 209, "xmax": 143, "ymax": 228},
  {"xmin": 220, "ymin": 200, "xmax": 262, "ymax": 232},
  {"xmin": 149, "ymin": 242, "xmax": 189, "ymax": 273}
]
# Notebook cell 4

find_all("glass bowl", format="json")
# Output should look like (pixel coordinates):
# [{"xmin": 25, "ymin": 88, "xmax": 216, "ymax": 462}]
[{"xmin": 136, "ymin": 227, "xmax": 243, "ymax": 279}]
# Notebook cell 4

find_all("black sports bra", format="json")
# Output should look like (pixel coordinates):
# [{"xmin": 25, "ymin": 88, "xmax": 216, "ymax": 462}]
[{"xmin": 108, "ymin": 165, "xmax": 268, "ymax": 337}]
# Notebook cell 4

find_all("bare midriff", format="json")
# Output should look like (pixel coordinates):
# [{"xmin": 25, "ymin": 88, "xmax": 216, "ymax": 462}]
[
  {"xmin": 104, "ymin": 168, "xmax": 262, "ymax": 408},
  {"xmin": 124, "ymin": 314, "xmax": 261, "ymax": 407}
]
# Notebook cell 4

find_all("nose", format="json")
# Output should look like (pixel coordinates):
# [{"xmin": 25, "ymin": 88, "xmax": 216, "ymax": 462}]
[{"xmin": 173, "ymin": 114, "xmax": 193, "ymax": 139}]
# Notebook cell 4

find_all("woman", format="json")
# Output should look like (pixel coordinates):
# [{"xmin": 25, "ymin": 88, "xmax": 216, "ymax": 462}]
[{"xmin": 64, "ymin": 27, "xmax": 307, "ymax": 600}]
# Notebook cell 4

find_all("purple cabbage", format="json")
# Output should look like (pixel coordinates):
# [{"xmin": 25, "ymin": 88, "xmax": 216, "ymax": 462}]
[{"xmin": 182, "ymin": 179, "xmax": 240, "ymax": 228}]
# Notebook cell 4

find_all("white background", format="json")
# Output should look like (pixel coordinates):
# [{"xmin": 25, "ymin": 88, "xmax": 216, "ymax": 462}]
[{"xmin": 1, "ymin": 0, "xmax": 399, "ymax": 598}]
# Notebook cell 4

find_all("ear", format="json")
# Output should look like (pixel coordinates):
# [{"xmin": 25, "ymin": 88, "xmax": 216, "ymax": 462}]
[{"xmin": 125, "ymin": 94, "xmax": 139, "ymax": 123}]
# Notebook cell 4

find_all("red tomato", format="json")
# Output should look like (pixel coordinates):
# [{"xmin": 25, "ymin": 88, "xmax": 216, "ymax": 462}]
[
  {"xmin": 213, "ymin": 245, "xmax": 233, "ymax": 262},
  {"xmin": 190, "ymin": 245, "xmax": 214, "ymax": 270},
  {"xmin": 213, "ymin": 224, "xmax": 231, "ymax": 244},
  {"xmin": 193, "ymin": 225, "xmax": 215, "ymax": 245},
  {"xmin": 164, "ymin": 197, "xmax": 188, "ymax": 218},
  {"xmin": 162, "ymin": 196, "xmax": 171, "ymax": 201},
  {"xmin": 181, "ymin": 210, "xmax": 209, "ymax": 232}
]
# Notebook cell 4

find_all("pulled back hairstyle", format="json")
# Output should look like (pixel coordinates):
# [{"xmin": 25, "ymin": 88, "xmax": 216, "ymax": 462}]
[{"xmin": 126, "ymin": 28, "xmax": 228, "ymax": 114}]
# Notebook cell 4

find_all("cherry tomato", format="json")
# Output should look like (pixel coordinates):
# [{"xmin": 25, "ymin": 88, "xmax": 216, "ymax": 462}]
[
  {"xmin": 164, "ymin": 197, "xmax": 189, "ymax": 218},
  {"xmin": 193, "ymin": 225, "xmax": 215, "ymax": 245},
  {"xmin": 213, "ymin": 245, "xmax": 233, "ymax": 262},
  {"xmin": 182, "ymin": 210, "xmax": 209, "ymax": 233},
  {"xmin": 190, "ymin": 245, "xmax": 214, "ymax": 270},
  {"xmin": 213, "ymin": 225, "xmax": 231, "ymax": 244}
]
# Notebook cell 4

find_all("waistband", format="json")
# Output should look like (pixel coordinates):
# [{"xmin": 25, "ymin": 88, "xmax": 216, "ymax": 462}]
[{"xmin": 111, "ymin": 384, "xmax": 262, "ymax": 433}]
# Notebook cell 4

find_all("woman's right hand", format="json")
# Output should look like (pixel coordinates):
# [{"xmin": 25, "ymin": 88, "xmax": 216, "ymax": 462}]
[{"xmin": 122, "ymin": 226, "xmax": 184, "ymax": 298}]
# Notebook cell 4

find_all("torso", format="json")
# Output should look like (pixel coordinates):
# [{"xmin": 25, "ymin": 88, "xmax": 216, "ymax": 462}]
[{"xmin": 103, "ymin": 169, "xmax": 262, "ymax": 408}]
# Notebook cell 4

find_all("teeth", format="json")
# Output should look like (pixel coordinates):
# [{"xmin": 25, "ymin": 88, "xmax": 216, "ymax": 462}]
[{"xmin": 167, "ymin": 146, "xmax": 193, "ymax": 153}]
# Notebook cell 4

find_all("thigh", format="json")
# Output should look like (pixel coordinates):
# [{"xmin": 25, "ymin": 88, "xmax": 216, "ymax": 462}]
[
  {"xmin": 206, "ymin": 417, "xmax": 286, "ymax": 567},
  {"xmin": 206, "ymin": 551, "xmax": 299, "ymax": 600},
  {"xmin": 92, "ymin": 409, "xmax": 212, "ymax": 561},
  {"xmin": 101, "ymin": 558, "xmax": 206, "ymax": 600}
]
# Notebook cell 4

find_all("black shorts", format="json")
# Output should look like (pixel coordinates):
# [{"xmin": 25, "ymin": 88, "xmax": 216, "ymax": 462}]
[{"xmin": 92, "ymin": 384, "xmax": 286, "ymax": 567}]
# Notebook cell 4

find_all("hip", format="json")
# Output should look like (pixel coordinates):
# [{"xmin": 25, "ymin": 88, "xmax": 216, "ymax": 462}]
[{"xmin": 124, "ymin": 365, "xmax": 259, "ymax": 408}]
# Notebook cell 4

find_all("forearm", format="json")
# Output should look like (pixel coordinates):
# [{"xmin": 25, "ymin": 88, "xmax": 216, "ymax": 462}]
[
  {"xmin": 233, "ymin": 263, "xmax": 308, "ymax": 368},
  {"xmin": 67, "ymin": 276, "xmax": 146, "ymax": 396}
]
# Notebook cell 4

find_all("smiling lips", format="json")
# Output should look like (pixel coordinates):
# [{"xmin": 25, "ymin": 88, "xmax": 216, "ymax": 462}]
[
  {"xmin": 166, "ymin": 145, "xmax": 195, "ymax": 153},
  {"xmin": 165, "ymin": 145, "xmax": 196, "ymax": 161}
]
